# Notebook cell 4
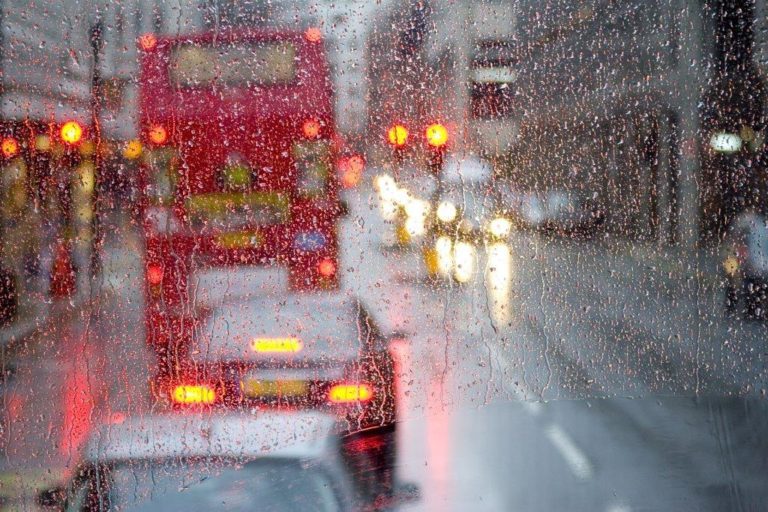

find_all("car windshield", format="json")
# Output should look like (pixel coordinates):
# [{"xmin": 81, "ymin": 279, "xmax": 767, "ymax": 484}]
[{"xmin": 5, "ymin": 1, "xmax": 768, "ymax": 511}]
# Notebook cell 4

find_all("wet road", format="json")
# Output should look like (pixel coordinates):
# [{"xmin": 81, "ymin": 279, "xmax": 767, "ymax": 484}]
[{"xmin": 0, "ymin": 181, "xmax": 767, "ymax": 510}]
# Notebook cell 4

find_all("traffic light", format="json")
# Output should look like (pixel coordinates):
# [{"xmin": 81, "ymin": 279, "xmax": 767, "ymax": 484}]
[
  {"xmin": 60, "ymin": 121, "xmax": 84, "ymax": 146},
  {"xmin": 425, "ymin": 123, "xmax": 448, "ymax": 173},
  {"xmin": 1, "ymin": 137, "xmax": 19, "ymax": 158},
  {"xmin": 387, "ymin": 124, "xmax": 409, "ymax": 165},
  {"xmin": 425, "ymin": 123, "xmax": 448, "ymax": 148},
  {"xmin": 387, "ymin": 124, "xmax": 409, "ymax": 147}
]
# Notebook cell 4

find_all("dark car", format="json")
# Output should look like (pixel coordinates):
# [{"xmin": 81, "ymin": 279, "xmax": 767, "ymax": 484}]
[
  {"xmin": 722, "ymin": 211, "xmax": 768, "ymax": 317},
  {"xmin": 157, "ymin": 292, "xmax": 400, "ymax": 495}
]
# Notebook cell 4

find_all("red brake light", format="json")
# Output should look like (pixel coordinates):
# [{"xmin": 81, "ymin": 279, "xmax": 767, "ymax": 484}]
[
  {"xmin": 148, "ymin": 125, "xmax": 168, "ymax": 145},
  {"xmin": 138, "ymin": 33, "xmax": 157, "ymax": 51},
  {"xmin": 318, "ymin": 258, "xmax": 336, "ymax": 278},
  {"xmin": 1, "ymin": 137, "xmax": 19, "ymax": 158},
  {"xmin": 172, "ymin": 384, "xmax": 216, "ymax": 405},
  {"xmin": 425, "ymin": 123, "xmax": 448, "ymax": 148},
  {"xmin": 387, "ymin": 125, "xmax": 409, "ymax": 147},
  {"xmin": 328, "ymin": 383, "xmax": 373, "ymax": 403},
  {"xmin": 147, "ymin": 264, "xmax": 163, "ymax": 286},
  {"xmin": 302, "ymin": 119, "xmax": 321, "ymax": 139}
]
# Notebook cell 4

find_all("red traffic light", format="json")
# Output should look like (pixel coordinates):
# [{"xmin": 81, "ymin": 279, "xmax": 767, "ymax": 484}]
[
  {"xmin": 60, "ymin": 121, "xmax": 84, "ymax": 145},
  {"xmin": 425, "ymin": 123, "xmax": 448, "ymax": 148},
  {"xmin": 1, "ymin": 137, "xmax": 19, "ymax": 158}
]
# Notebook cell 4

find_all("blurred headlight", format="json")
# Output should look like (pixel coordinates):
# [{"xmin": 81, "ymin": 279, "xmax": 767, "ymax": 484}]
[
  {"xmin": 405, "ymin": 198, "xmax": 430, "ymax": 219},
  {"xmin": 487, "ymin": 217, "xmax": 512, "ymax": 238},
  {"xmin": 435, "ymin": 236, "xmax": 453, "ymax": 276},
  {"xmin": 436, "ymin": 201, "xmax": 458, "ymax": 223},
  {"xmin": 453, "ymin": 241, "xmax": 476, "ymax": 283},
  {"xmin": 374, "ymin": 174, "xmax": 398, "ymax": 202},
  {"xmin": 393, "ymin": 187, "xmax": 414, "ymax": 207}
]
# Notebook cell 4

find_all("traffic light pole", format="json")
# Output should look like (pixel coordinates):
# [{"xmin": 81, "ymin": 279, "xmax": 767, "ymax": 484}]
[{"xmin": 89, "ymin": 21, "xmax": 104, "ymax": 284}]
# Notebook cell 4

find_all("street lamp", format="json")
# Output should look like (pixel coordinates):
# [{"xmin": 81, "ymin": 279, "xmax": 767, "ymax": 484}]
[{"xmin": 709, "ymin": 131, "xmax": 743, "ymax": 154}]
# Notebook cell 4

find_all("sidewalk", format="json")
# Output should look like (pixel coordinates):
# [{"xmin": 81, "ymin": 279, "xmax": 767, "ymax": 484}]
[{"xmin": 522, "ymin": 235, "xmax": 766, "ymax": 396}]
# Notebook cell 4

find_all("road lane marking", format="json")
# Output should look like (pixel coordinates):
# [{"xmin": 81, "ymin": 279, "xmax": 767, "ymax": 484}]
[
  {"xmin": 606, "ymin": 503, "xmax": 632, "ymax": 512},
  {"xmin": 545, "ymin": 424, "xmax": 594, "ymax": 480}
]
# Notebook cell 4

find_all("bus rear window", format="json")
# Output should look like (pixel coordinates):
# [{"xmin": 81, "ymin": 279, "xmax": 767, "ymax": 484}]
[{"xmin": 170, "ymin": 42, "xmax": 297, "ymax": 87}]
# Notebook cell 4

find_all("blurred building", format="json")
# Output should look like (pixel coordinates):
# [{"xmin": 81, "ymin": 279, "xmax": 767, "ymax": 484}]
[
  {"xmin": 511, "ymin": 0, "xmax": 767, "ymax": 249},
  {"xmin": 0, "ymin": 1, "xmax": 97, "ymax": 304}
]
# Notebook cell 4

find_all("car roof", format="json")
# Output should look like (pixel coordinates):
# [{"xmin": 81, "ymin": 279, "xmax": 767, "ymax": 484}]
[
  {"xmin": 193, "ymin": 292, "xmax": 371, "ymax": 362},
  {"xmin": 84, "ymin": 412, "xmax": 337, "ymax": 463}
]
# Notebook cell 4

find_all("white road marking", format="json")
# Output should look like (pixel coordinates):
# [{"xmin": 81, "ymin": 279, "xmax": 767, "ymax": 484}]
[
  {"xmin": 606, "ymin": 503, "xmax": 632, "ymax": 512},
  {"xmin": 545, "ymin": 424, "xmax": 594, "ymax": 480}
]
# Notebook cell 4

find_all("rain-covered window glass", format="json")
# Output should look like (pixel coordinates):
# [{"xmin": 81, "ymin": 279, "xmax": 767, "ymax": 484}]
[{"xmin": 4, "ymin": 0, "xmax": 768, "ymax": 511}]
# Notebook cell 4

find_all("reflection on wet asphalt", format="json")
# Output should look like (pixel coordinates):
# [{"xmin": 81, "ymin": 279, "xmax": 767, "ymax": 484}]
[{"xmin": 0, "ymin": 184, "xmax": 766, "ymax": 510}]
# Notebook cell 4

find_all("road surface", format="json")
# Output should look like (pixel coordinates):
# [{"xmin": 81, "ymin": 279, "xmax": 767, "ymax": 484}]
[{"xmin": 0, "ymin": 183, "xmax": 766, "ymax": 511}]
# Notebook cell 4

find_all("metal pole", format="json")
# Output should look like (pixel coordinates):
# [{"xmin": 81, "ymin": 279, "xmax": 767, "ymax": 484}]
[
  {"xmin": 677, "ymin": 0, "xmax": 703, "ymax": 251},
  {"xmin": 89, "ymin": 21, "xmax": 104, "ymax": 283}
]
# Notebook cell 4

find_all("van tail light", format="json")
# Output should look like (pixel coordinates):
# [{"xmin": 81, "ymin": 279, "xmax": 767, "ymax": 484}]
[
  {"xmin": 328, "ymin": 383, "xmax": 374, "ymax": 403},
  {"xmin": 171, "ymin": 384, "xmax": 217, "ymax": 405}
]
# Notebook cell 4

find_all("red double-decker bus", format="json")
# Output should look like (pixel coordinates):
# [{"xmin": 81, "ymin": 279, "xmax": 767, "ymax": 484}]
[{"xmin": 138, "ymin": 29, "xmax": 344, "ymax": 359}]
